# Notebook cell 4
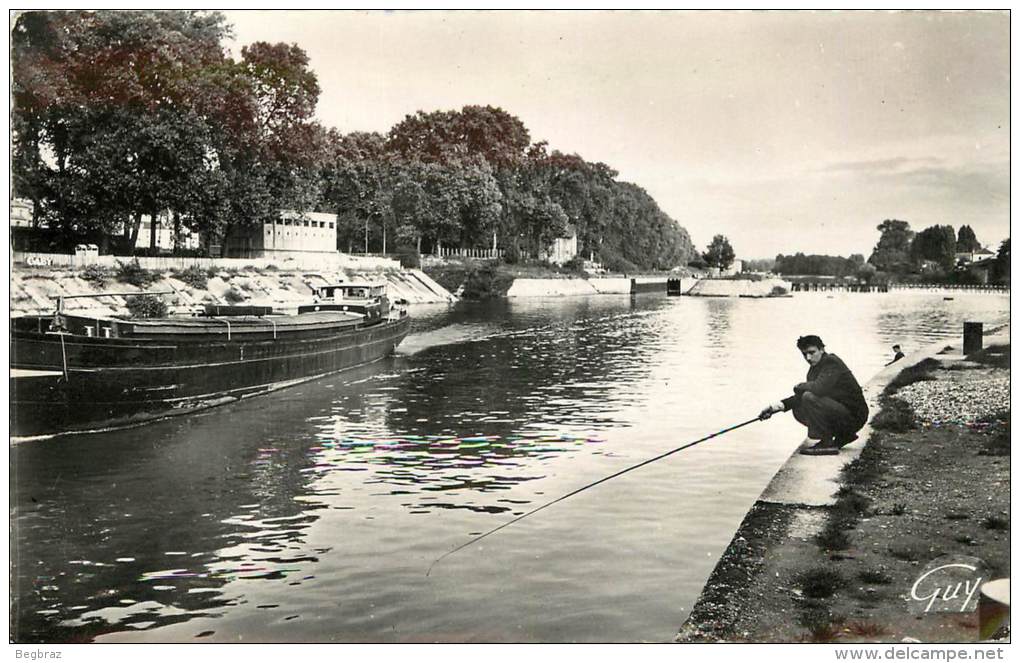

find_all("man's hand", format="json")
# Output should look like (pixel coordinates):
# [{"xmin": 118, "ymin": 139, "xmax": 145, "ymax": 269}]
[{"xmin": 758, "ymin": 402, "xmax": 784, "ymax": 420}]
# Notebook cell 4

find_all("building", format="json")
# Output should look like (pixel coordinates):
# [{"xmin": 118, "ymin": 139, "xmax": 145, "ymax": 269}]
[
  {"xmin": 540, "ymin": 226, "xmax": 578, "ymax": 265},
  {"xmin": 955, "ymin": 247, "xmax": 995, "ymax": 265},
  {"xmin": 223, "ymin": 210, "xmax": 338, "ymax": 259},
  {"xmin": 133, "ymin": 213, "xmax": 200, "ymax": 252},
  {"xmin": 11, "ymin": 198, "xmax": 34, "ymax": 227}
]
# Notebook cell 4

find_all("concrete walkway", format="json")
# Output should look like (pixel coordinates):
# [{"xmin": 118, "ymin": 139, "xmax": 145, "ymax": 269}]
[{"xmin": 759, "ymin": 324, "xmax": 1010, "ymax": 508}]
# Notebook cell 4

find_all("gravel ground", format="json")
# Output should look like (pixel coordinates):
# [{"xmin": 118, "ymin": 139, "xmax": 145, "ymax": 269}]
[{"xmin": 896, "ymin": 371, "xmax": 1010, "ymax": 425}]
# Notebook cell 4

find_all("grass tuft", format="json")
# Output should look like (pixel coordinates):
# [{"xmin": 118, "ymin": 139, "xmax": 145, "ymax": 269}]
[
  {"xmin": 797, "ymin": 568, "xmax": 845, "ymax": 599},
  {"xmin": 871, "ymin": 397, "xmax": 916, "ymax": 433},
  {"xmin": 982, "ymin": 515, "xmax": 1009, "ymax": 531},
  {"xmin": 883, "ymin": 358, "xmax": 942, "ymax": 396}
]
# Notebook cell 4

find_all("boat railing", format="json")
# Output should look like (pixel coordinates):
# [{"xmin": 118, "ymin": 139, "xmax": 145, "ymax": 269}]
[{"xmin": 53, "ymin": 291, "xmax": 176, "ymax": 312}]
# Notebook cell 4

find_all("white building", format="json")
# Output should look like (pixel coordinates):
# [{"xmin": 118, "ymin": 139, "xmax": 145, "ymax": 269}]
[
  {"xmin": 223, "ymin": 210, "xmax": 337, "ymax": 259},
  {"xmin": 541, "ymin": 226, "xmax": 578, "ymax": 265}
]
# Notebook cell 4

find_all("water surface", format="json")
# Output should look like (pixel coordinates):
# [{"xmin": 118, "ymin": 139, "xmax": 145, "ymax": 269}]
[{"xmin": 10, "ymin": 291, "xmax": 1009, "ymax": 643}]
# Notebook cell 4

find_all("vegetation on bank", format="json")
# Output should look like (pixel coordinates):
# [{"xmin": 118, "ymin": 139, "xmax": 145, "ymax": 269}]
[
  {"xmin": 773, "ymin": 222, "xmax": 1009, "ymax": 287},
  {"xmin": 12, "ymin": 10, "xmax": 694, "ymax": 271}
]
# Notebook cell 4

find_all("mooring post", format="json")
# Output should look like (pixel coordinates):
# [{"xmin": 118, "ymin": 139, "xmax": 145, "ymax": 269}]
[{"xmin": 963, "ymin": 321, "xmax": 983, "ymax": 355}]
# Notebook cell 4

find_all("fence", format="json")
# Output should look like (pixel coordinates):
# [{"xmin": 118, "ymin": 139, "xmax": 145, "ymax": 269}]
[
  {"xmin": 436, "ymin": 247, "xmax": 504, "ymax": 260},
  {"xmin": 12, "ymin": 251, "xmax": 402, "ymax": 272}
]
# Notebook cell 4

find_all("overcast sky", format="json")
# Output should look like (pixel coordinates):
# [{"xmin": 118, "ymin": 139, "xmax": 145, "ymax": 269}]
[{"xmin": 225, "ymin": 10, "xmax": 1009, "ymax": 260}]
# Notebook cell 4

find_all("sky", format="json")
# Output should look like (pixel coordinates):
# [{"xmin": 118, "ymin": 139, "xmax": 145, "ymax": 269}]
[{"xmin": 224, "ymin": 10, "xmax": 1009, "ymax": 260}]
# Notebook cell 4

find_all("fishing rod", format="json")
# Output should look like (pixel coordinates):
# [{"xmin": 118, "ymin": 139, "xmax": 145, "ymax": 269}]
[{"xmin": 426, "ymin": 414, "xmax": 763, "ymax": 576}]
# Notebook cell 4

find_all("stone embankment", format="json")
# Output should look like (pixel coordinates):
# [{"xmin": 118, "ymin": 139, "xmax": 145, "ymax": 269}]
[
  {"xmin": 10, "ymin": 264, "xmax": 454, "ymax": 318},
  {"xmin": 676, "ymin": 326, "xmax": 1010, "ymax": 644},
  {"xmin": 685, "ymin": 277, "xmax": 792, "ymax": 297},
  {"xmin": 504, "ymin": 276, "xmax": 667, "ymax": 297}
]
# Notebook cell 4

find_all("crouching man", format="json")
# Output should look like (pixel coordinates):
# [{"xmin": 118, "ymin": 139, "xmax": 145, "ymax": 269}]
[{"xmin": 758, "ymin": 335, "xmax": 869, "ymax": 456}]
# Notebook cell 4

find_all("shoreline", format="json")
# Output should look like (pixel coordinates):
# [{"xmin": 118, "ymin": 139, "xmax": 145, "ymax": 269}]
[{"xmin": 677, "ymin": 326, "xmax": 1011, "ymax": 643}]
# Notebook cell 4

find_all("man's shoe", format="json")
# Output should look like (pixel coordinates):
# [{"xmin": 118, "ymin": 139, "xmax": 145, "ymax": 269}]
[
  {"xmin": 800, "ymin": 440, "xmax": 840, "ymax": 456},
  {"xmin": 834, "ymin": 433, "xmax": 859, "ymax": 448}
]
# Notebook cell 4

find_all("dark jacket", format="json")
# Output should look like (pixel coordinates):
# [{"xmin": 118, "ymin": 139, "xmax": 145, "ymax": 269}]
[{"xmin": 781, "ymin": 352, "xmax": 869, "ymax": 425}]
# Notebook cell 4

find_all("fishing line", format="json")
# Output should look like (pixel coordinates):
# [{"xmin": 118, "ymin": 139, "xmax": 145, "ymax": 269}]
[{"xmin": 426, "ymin": 414, "xmax": 763, "ymax": 576}]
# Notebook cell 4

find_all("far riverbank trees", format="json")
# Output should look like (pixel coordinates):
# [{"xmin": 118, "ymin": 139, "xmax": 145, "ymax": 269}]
[{"xmin": 12, "ymin": 10, "xmax": 694, "ymax": 271}]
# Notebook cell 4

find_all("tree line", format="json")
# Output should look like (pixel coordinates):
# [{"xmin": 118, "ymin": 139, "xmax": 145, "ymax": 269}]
[
  {"xmin": 773, "ymin": 221, "xmax": 1008, "ymax": 285},
  {"xmin": 12, "ymin": 10, "xmax": 694, "ymax": 271}
]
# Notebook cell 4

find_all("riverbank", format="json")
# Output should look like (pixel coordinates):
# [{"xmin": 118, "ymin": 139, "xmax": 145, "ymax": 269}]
[
  {"xmin": 10, "ymin": 263, "xmax": 455, "ymax": 317},
  {"xmin": 677, "ymin": 328, "xmax": 1010, "ymax": 643}
]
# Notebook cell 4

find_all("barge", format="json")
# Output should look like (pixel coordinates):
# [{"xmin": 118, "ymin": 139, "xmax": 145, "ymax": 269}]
[{"xmin": 10, "ymin": 282, "xmax": 411, "ymax": 439}]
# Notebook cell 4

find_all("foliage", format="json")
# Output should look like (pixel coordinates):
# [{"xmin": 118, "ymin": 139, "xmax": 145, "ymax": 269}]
[
  {"xmin": 115, "ymin": 259, "xmax": 160, "ymax": 288},
  {"xmin": 12, "ymin": 11, "xmax": 695, "ymax": 271},
  {"xmin": 561, "ymin": 255, "xmax": 587, "ymax": 274},
  {"xmin": 956, "ymin": 225, "xmax": 980, "ymax": 253},
  {"xmin": 774, "ymin": 253, "xmax": 861, "ymax": 277},
  {"xmin": 796, "ymin": 568, "xmax": 844, "ymax": 599},
  {"xmin": 78, "ymin": 264, "xmax": 109, "ymax": 288},
  {"xmin": 868, "ymin": 219, "xmax": 914, "ymax": 273},
  {"xmin": 910, "ymin": 224, "xmax": 956, "ymax": 272},
  {"xmin": 991, "ymin": 238, "xmax": 1010, "ymax": 283},
  {"xmin": 460, "ymin": 263, "xmax": 515, "ymax": 299},
  {"xmin": 871, "ymin": 397, "xmax": 916, "ymax": 432},
  {"xmin": 967, "ymin": 344, "xmax": 1009, "ymax": 368},
  {"xmin": 769, "ymin": 285, "xmax": 789, "ymax": 296},
  {"xmin": 883, "ymin": 357, "xmax": 942, "ymax": 396},
  {"xmin": 702, "ymin": 234, "xmax": 735, "ymax": 270},
  {"xmin": 982, "ymin": 515, "xmax": 1009, "ymax": 531},
  {"xmin": 11, "ymin": 11, "xmax": 325, "ymax": 256},
  {"xmin": 173, "ymin": 265, "xmax": 209, "ymax": 289},
  {"xmin": 223, "ymin": 287, "xmax": 246, "ymax": 304},
  {"xmin": 742, "ymin": 257, "xmax": 776, "ymax": 273},
  {"xmin": 395, "ymin": 245, "xmax": 421, "ymax": 269},
  {"xmin": 125, "ymin": 294, "xmax": 167, "ymax": 318}
]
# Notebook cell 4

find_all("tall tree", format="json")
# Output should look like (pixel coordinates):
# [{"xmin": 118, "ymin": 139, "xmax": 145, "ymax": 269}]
[
  {"xmin": 868, "ymin": 219, "xmax": 914, "ymax": 273},
  {"xmin": 991, "ymin": 238, "xmax": 1010, "ymax": 283},
  {"xmin": 11, "ymin": 10, "xmax": 232, "ymax": 248},
  {"xmin": 702, "ymin": 234, "xmax": 736, "ymax": 270},
  {"xmin": 956, "ymin": 225, "xmax": 980, "ymax": 253},
  {"xmin": 910, "ymin": 225, "xmax": 957, "ymax": 272}
]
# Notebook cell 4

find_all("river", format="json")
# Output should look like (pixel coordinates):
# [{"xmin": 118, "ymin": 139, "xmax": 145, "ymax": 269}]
[{"xmin": 9, "ymin": 290, "xmax": 1009, "ymax": 643}]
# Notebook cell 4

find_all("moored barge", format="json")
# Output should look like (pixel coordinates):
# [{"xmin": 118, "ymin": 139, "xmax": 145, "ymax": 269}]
[{"xmin": 11, "ymin": 281, "xmax": 411, "ymax": 439}]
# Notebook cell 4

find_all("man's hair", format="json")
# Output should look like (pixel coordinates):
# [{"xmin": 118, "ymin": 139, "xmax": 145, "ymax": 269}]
[
  {"xmin": 796, "ymin": 335, "xmax": 825, "ymax": 351},
  {"xmin": 893, "ymin": 344, "xmax": 901, "ymax": 350}
]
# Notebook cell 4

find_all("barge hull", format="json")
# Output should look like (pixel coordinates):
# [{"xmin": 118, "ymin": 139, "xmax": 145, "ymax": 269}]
[{"xmin": 11, "ymin": 316, "xmax": 411, "ymax": 438}]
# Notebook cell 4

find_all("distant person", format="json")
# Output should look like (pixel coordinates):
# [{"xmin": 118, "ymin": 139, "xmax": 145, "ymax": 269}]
[
  {"xmin": 886, "ymin": 344, "xmax": 905, "ymax": 366},
  {"xmin": 758, "ymin": 335, "xmax": 869, "ymax": 456}
]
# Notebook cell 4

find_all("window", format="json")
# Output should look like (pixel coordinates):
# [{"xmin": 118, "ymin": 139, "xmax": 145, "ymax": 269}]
[{"xmin": 329, "ymin": 222, "xmax": 334, "ymax": 229}]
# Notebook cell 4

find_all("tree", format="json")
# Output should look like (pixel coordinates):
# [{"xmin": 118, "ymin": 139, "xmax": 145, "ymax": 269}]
[
  {"xmin": 910, "ymin": 225, "xmax": 957, "ymax": 272},
  {"xmin": 702, "ymin": 235, "xmax": 736, "ymax": 270},
  {"xmin": 992, "ymin": 238, "xmax": 1010, "ymax": 284},
  {"xmin": 868, "ymin": 219, "xmax": 914, "ymax": 274},
  {"xmin": 956, "ymin": 225, "xmax": 980, "ymax": 253},
  {"xmin": 11, "ymin": 10, "xmax": 232, "ymax": 249},
  {"xmin": 386, "ymin": 105, "xmax": 530, "ymax": 167}
]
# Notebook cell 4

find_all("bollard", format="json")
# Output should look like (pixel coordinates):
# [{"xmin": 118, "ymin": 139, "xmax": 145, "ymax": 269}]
[{"xmin": 963, "ymin": 322, "xmax": 983, "ymax": 355}]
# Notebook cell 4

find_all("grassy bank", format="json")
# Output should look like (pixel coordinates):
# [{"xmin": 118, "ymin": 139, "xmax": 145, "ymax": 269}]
[{"xmin": 679, "ymin": 344, "xmax": 1010, "ymax": 643}]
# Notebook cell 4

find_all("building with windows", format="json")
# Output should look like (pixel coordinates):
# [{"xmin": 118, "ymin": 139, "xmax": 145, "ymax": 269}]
[{"xmin": 223, "ymin": 210, "xmax": 338, "ymax": 259}]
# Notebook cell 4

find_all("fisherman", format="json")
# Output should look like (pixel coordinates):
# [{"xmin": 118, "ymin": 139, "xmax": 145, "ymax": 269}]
[
  {"xmin": 758, "ymin": 335, "xmax": 869, "ymax": 456},
  {"xmin": 886, "ymin": 344, "xmax": 905, "ymax": 366}
]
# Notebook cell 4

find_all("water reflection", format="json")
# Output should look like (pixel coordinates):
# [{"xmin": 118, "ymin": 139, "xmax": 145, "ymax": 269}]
[{"xmin": 10, "ymin": 292, "xmax": 1010, "ymax": 643}]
